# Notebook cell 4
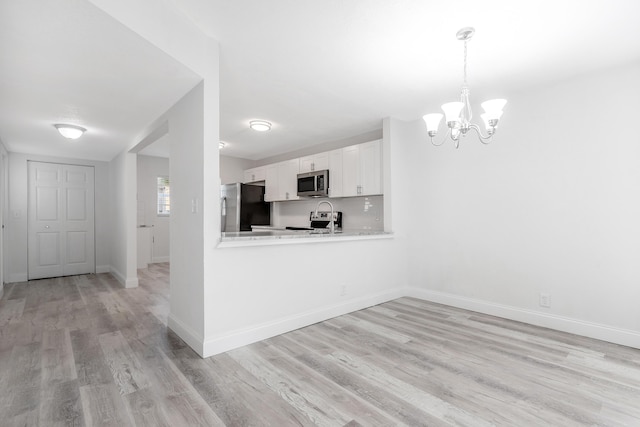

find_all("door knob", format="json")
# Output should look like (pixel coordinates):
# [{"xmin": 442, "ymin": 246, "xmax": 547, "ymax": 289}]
[{"xmin": 45, "ymin": 225, "xmax": 50, "ymax": 229}]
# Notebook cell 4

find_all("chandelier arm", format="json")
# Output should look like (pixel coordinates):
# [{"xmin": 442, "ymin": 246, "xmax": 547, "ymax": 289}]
[
  {"xmin": 430, "ymin": 128, "xmax": 452, "ymax": 147},
  {"xmin": 467, "ymin": 124, "xmax": 494, "ymax": 144}
]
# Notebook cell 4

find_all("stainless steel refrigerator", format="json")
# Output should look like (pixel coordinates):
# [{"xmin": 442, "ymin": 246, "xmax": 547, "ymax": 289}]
[{"xmin": 221, "ymin": 183, "xmax": 271, "ymax": 232}]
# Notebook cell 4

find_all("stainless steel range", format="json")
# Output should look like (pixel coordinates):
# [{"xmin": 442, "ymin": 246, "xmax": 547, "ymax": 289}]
[
  {"xmin": 282, "ymin": 210, "xmax": 343, "ymax": 233},
  {"xmin": 309, "ymin": 210, "xmax": 342, "ymax": 232}
]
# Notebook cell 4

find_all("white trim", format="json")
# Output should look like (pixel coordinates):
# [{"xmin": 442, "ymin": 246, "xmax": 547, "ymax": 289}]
[
  {"xmin": 202, "ymin": 286, "xmax": 409, "ymax": 358},
  {"xmin": 96, "ymin": 265, "xmax": 110, "ymax": 274},
  {"xmin": 124, "ymin": 277, "xmax": 139, "ymax": 288},
  {"xmin": 109, "ymin": 266, "xmax": 138, "ymax": 288},
  {"xmin": 151, "ymin": 256, "xmax": 170, "ymax": 263},
  {"xmin": 407, "ymin": 288, "xmax": 640, "ymax": 350},
  {"xmin": 7, "ymin": 273, "xmax": 28, "ymax": 283},
  {"xmin": 168, "ymin": 314, "xmax": 205, "ymax": 357}
]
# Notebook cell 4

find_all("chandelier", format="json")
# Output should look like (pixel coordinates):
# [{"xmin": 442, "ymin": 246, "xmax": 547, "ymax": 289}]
[{"xmin": 423, "ymin": 27, "xmax": 506, "ymax": 149}]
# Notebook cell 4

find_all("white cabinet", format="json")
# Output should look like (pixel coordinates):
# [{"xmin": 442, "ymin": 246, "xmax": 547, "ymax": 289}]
[
  {"xmin": 342, "ymin": 140, "xmax": 382, "ymax": 197},
  {"xmin": 264, "ymin": 164, "xmax": 278, "ymax": 202},
  {"xmin": 299, "ymin": 152, "xmax": 329, "ymax": 173},
  {"xmin": 245, "ymin": 139, "xmax": 382, "ymax": 201},
  {"xmin": 278, "ymin": 159, "xmax": 300, "ymax": 201},
  {"xmin": 328, "ymin": 149, "xmax": 343, "ymax": 198},
  {"xmin": 243, "ymin": 167, "xmax": 265, "ymax": 183},
  {"xmin": 264, "ymin": 160, "xmax": 300, "ymax": 201}
]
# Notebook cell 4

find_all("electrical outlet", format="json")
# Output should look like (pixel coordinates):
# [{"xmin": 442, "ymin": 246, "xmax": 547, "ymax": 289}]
[
  {"xmin": 340, "ymin": 285, "xmax": 347, "ymax": 297},
  {"xmin": 539, "ymin": 293, "xmax": 551, "ymax": 308}
]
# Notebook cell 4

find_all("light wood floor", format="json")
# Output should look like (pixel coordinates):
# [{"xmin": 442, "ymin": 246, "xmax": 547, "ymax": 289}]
[{"xmin": 1, "ymin": 264, "xmax": 639, "ymax": 426}]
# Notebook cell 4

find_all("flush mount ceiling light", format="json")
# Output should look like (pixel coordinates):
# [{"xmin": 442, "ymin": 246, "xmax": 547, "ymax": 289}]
[
  {"xmin": 423, "ymin": 27, "xmax": 507, "ymax": 149},
  {"xmin": 249, "ymin": 120, "xmax": 271, "ymax": 132},
  {"xmin": 54, "ymin": 124, "xmax": 86, "ymax": 140}
]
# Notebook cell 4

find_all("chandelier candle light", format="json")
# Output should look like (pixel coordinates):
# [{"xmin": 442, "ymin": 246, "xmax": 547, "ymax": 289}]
[{"xmin": 423, "ymin": 27, "xmax": 506, "ymax": 149}]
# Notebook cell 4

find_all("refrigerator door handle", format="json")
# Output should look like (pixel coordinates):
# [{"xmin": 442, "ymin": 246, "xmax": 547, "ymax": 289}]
[{"xmin": 221, "ymin": 196, "xmax": 227, "ymax": 231}]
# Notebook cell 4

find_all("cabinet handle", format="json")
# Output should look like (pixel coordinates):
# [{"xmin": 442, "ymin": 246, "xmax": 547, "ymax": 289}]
[{"xmin": 286, "ymin": 192, "xmax": 289, "ymax": 200}]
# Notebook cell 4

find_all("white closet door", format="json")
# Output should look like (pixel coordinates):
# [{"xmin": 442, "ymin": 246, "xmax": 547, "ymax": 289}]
[{"xmin": 28, "ymin": 162, "xmax": 95, "ymax": 280}]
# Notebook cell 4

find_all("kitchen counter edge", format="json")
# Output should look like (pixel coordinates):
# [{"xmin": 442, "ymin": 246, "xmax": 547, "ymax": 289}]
[{"xmin": 217, "ymin": 230, "xmax": 393, "ymax": 248}]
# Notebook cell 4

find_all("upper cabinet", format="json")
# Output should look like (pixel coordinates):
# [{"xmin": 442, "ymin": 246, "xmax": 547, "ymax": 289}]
[
  {"xmin": 264, "ymin": 164, "xmax": 278, "ymax": 202},
  {"xmin": 244, "ymin": 139, "xmax": 382, "ymax": 201},
  {"xmin": 342, "ymin": 140, "xmax": 382, "ymax": 197},
  {"xmin": 299, "ymin": 152, "xmax": 329, "ymax": 173},
  {"xmin": 328, "ymin": 149, "xmax": 343, "ymax": 198},
  {"xmin": 243, "ymin": 166, "xmax": 266, "ymax": 183},
  {"xmin": 278, "ymin": 159, "xmax": 300, "ymax": 201},
  {"xmin": 264, "ymin": 159, "xmax": 300, "ymax": 202}
]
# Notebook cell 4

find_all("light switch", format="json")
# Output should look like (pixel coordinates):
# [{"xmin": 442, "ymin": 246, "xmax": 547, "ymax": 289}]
[{"xmin": 191, "ymin": 198, "xmax": 198, "ymax": 214}]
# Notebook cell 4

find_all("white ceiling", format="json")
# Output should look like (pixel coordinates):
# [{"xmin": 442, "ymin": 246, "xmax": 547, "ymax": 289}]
[
  {"xmin": 0, "ymin": 0, "xmax": 201, "ymax": 161},
  {"xmin": 2, "ymin": 0, "xmax": 640, "ymax": 162}
]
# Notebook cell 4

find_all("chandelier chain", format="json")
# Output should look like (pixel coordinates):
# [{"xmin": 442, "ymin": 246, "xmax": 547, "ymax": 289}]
[{"xmin": 463, "ymin": 40, "xmax": 468, "ymax": 86}]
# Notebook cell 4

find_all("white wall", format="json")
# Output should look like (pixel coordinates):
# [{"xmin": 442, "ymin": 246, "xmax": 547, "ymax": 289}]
[
  {"xmin": 405, "ymin": 61, "xmax": 640, "ymax": 347},
  {"xmin": 202, "ymin": 118, "xmax": 412, "ymax": 356},
  {"xmin": 0, "ymin": 139, "xmax": 7, "ymax": 294},
  {"xmin": 90, "ymin": 0, "xmax": 219, "ymax": 355},
  {"xmin": 108, "ymin": 150, "xmax": 138, "ymax": 287},
  {"xmin": 168, "ymin": 82, "xmax": 208, "ymax": 351},
  {"xmin": 137, "ymin": 154, "xmax": 170, "ymax": 262},
  {"xmin": 6, "ymin": 153, "xmax": 111, "ymax": 283},
  {"xmin": 220, "ymin": 155, "xmax": 253, "ymax": 184}
]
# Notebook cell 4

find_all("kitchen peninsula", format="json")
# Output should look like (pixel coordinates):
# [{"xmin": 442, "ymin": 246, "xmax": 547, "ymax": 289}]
[{"xmin": 219, "ymin": 138, "xmax": 392, "ymax": 246}]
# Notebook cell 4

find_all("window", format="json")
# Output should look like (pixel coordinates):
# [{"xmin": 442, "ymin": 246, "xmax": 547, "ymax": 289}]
[{"xmin": 157, "ymin": 176, "xmax": 170, "ymax": 216}]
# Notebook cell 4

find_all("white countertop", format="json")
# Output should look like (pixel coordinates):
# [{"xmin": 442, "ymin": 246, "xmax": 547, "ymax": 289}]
[{"xmin": 218, "ymin": 228, "xmax": 392, "ymax": 247}]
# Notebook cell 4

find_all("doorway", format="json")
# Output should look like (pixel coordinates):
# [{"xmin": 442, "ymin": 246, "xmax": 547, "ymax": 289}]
[{"xmin": 27, "ymin": 161, "xmax": 95, "ymax": 280}]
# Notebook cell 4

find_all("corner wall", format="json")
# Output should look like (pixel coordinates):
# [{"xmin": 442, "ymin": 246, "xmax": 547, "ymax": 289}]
[
  {"xmin": 220, "ymin": 155, "xmax": 254, "ymax": 185},
  {"xmin": 405, "ymin": 61, "xmax": 640, "ymax": 348},
  {"xmin": 108, "ymin": 151, "xmax": 138, "ymax": 287}
]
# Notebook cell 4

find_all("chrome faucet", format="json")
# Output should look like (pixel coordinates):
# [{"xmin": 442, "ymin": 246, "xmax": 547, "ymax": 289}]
[{"xmin": 314, "ymin": 200, "xmax": 335, "ymax": 234}]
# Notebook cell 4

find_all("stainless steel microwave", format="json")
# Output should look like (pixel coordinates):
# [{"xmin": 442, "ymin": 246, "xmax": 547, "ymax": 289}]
[{"xmin": 297, "ymin": 169, "xmax": 329, "ymax": 197}]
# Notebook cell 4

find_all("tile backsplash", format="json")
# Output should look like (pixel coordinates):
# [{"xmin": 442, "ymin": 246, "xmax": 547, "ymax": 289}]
[{"xmin": 273, "ymin": 195, "xmax": 384, "ymax": 231}]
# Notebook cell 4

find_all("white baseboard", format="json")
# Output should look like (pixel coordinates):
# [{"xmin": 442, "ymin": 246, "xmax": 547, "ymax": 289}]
[
  {"xmin": 7, "ymin": 273, "xmax": 28, "ymax": 283},
  {"xmin": 109, "ymin": 266, "xmax": 138, "ymax": 289},
  {"xmin": 202, "ymin": 286, "xmax": 409, "ymax": 358},
  {"xmin": 96, "ymin": 265, "xmax": 110, "ymax": 274},
  {"xmin": 151, "ymin": 256, "xmax": 170, "ymax": 263},
  {"xmin": 168, "ymin": 314, "xmax": 205, "ymax": 357},
  {"xmin": 407, "ymin": 288, "xmax": 640, "ymax": 350}
]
